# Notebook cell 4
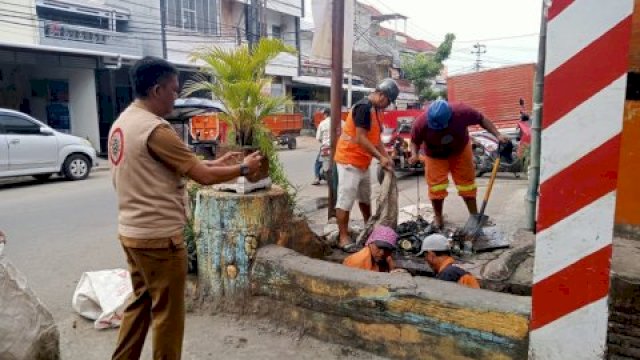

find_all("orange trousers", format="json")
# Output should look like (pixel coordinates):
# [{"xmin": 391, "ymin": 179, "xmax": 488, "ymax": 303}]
[{"xmin": 423, "ymin": 141, "xmax": 477, "ymax": 200}]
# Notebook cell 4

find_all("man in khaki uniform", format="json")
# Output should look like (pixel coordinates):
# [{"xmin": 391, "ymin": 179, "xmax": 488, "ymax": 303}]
[{"xmin": 108, "ymin": 57, "xmax": 262, "ymax": 360}]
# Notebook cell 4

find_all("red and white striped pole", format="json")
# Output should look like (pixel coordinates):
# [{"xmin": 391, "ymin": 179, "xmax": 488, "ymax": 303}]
[{"xmin": 530, "ymin": 0, "xmax": 634, "ymax": 358}]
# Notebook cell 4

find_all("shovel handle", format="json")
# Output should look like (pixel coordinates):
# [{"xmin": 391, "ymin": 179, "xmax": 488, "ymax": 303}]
[{"xmin": 479, "ymin": 158, "xmax": 501, "ymax": 215}]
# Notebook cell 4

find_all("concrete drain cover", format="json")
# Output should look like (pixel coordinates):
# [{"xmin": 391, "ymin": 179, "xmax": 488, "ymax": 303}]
[{"xmin": 472, "ymin": 226, "xmax": 511, "ymax": 252}]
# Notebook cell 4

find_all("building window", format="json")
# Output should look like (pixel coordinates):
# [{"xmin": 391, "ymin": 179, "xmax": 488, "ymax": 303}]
[
  {"xmin": 182, "ymin": 0, "xmax": 196, "ymax": 31},
  {"xmin": 167, "ymin": 0, "xmax": 218, "ymax": 34},
  {"xmin": 271, "ymin": 25, "xmax": 282, "ymax": 39}
]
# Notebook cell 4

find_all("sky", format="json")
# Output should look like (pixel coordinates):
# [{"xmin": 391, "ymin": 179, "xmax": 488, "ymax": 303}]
[{"xmin": 303, "ymin": 0, "xmax": 543, "ymax": 75}]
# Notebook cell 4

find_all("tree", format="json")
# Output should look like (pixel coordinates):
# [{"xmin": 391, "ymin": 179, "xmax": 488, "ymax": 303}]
[{"xmin": 402, "ymin": 33, "xmax": 455, "ymax": 101}]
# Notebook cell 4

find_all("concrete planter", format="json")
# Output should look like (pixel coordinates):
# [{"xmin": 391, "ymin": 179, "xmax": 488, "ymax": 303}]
[{"xmin": 193, "ymin": 186, "xmax": 329, "ymax": 310}]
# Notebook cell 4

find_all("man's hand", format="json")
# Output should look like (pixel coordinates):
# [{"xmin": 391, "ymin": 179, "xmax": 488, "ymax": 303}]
[
  {"xmin": 217, "ymin": 151, "xmax": 243, "ymax": 165},
  {"xmin": 408, "ymin": 154, "xmax": 420, "ymax": 166},
  {"xmin": 497, "ymin": 134, "xmax": 510, "ymax": 144},
  {"xmin": 243, "ymin": 151, "xmax": 263, "ymax": 179},
  {"xmin": 206, "ymin": 152, "xmax": 242, "ymax": 167},
  {"xmin": 0, "ymin": 231, "xmax": 5, "ymax": 244},
  {"xmin": 379, "ymin": 156, "xmax": 393, "ymax": 171}
]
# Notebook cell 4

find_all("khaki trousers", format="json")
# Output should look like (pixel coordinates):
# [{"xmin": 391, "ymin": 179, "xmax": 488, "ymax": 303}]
[{"xmin": 112, "ymin": 243, "xmax": 187, "ymax": 360}]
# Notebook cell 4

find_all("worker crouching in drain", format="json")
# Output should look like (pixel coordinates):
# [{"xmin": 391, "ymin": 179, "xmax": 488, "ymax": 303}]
[
  {"xmin": 343, "ymin": 225, "xmax": 399, "ymax": 272},
  {"xmin": 417, "ymin": 234, "xmax": 480, "ymax": 288}
]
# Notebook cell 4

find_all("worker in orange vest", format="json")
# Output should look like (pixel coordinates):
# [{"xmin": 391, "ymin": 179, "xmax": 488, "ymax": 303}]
[{"xmin": 334, "ymin": 79, "xmax": 398, "ymax": 252}]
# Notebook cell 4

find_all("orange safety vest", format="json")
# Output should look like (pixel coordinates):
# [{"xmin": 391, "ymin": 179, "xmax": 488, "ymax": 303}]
[{"xmin": 334, "ymin": 101, "xmax": 383, "ymax": 170}]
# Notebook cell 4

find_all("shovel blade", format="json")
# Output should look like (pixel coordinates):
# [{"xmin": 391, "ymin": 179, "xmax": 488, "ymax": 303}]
[{"xmin": 463, "ymin": 214, "xmax": 489, "ymax": 236}]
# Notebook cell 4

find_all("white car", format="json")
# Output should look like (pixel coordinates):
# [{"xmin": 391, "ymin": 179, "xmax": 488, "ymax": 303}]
[{"xmin": 0, "ymin": 109, "xmax": 97, "ymax": 181}]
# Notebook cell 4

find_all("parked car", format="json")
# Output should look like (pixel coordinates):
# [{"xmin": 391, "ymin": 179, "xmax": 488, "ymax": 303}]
[{"xmin": 0, "ymin": 108, "xmax": 97, "ymax": 181}]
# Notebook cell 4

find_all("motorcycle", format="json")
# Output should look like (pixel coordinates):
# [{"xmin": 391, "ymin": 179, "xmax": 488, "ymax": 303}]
[
  {"xmin": 471, "ymin": 98, "xmax": 532, "ymax": 178},
  {"xmin": 378, "ymin": 121, "xmax": 424, "ymax": 183},
  {"xmin": 472, "ymin": 134, "xmax": 522, "ymax": 178},
  {"xmin": 318, "ymin": 144, "xmax": 331, "ymax": 182}
]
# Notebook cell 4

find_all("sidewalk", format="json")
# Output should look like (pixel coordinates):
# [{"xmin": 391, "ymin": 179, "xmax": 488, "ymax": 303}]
[{"xmin": 59, "ymin": 312, "xmax": 385, "ymax": 359}]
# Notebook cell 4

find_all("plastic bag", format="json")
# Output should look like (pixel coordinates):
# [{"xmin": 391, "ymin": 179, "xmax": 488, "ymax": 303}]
[
  {"xmin": 0, "ymin": 255, "xmax": 60, "ymax": 359},
  {"xmin": 72, "ymin": 269, "xmax": 132, "ymax": 329}
]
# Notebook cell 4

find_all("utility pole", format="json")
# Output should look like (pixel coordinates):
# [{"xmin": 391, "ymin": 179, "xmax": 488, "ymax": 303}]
[
  {"xmin": 471, "ymin": 42, "xmax": 486, "ymax": 72},
  {"xmin": 525, "ymin": 0, "xmax": 548, "ymax": 232},
  {"xmin": 160, "ymin": 0, "xmax": 167, "ymax": 59},
  {"xmin": 247, "ymin": 0, "xmax": 261, "ymax": 51},
  {"xmin": 261, "ymin": 0, "xmax": 268, "ymax": 37},
  {"xmin": 329, "ymin": 0, "xmax": 345, "ymax": 220}
]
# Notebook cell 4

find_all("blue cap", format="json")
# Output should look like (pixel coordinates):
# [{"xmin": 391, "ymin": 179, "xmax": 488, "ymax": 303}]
[{"xmin": 427, "ymin": 100, "xmax": 452, "ymax": 130}]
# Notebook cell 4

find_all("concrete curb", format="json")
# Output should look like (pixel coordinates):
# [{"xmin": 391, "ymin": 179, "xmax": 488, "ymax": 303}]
[
  {"xmin": 250, "ymin": 246, "xmax": 531, "ymax": 359},
  {"xmin": 93, "ymin": 167, "xmax": 110, "ymax": 173},
  {"xmin": 297, "ymin": 196, "xmax": 329, "ymax": 214}
]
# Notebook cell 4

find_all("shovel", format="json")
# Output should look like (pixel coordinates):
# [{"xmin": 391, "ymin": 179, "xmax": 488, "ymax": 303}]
[{"xmin": 463, "ymin": 156, "xmax": 500, "ymax": 241}]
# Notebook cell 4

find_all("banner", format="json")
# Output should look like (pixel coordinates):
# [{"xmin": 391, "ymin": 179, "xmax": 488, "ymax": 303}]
[{"xmin": 310, "ymin": 0, "xmax": 354, "ymax": 70}]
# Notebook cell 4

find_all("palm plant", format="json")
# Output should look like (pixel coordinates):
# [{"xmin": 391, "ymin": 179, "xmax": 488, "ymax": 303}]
[
  {"xmin": 182, "ymin": 38, "xmax": 297, "ymax": 200},
  {"xmin": 183, "ymin": 38, "xmax": 296, "ymax": 148}
]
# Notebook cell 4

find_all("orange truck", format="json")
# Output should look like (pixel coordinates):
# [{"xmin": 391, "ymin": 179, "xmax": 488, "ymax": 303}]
[{"xmin": 190, "ymin": 113, "xmax": 303, "ymax": 149}]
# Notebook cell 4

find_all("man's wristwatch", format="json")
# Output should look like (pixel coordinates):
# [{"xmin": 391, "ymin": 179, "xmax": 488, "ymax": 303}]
[{"xmin": 240, "ymin": 164, "xmax": 250, "ymax": 176}]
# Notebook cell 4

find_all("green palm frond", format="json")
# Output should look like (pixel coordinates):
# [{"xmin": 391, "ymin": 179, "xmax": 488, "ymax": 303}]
[
  {"xmin": 183, "ymin": 38, "xmax": 297, "ymax": 147},
  {"xmin": 182, "ymin": 38, "xmax": 297, "ymax": 199}
]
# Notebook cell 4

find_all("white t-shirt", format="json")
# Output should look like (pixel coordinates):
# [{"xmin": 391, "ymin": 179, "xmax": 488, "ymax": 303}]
[{"xmin": 316, "ymin": 117, "xmax": 331, "ymax": 147}]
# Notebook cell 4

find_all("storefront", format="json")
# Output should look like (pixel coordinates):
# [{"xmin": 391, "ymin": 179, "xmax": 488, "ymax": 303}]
[{"xmin": 0, "ymin": 45, "xmax": 101, "ymax": 151}]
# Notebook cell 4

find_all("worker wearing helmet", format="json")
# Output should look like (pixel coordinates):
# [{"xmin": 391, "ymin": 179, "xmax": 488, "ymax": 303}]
[
  {"xmin": 333, "ymin": 79, "xmax": 398, "ymax": 252},
  {"xmin": 417, "ymin": 234, "xmax": 480, "ymax": 288},
  {"xmin": 409, "ymin": 100, "xmax": 508, "ymax": 229}
]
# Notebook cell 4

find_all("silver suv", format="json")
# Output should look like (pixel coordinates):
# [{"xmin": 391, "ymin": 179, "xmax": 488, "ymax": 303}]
[{"xmin": 0, "ymin": 109, "xmax": 97, "ymax": 181}]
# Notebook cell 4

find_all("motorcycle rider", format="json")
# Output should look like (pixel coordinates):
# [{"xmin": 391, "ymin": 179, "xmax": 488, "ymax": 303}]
[
  {"xmin": 409, "ymin": 100, "xmax": 508, "ymax": 229},
  {"xmin": 312, "ymin": 108, "xmax": 331, "ymax": 185},
  {"xmin": 334, "ymin": 79, "xmax": 397, "ymax": 252}
]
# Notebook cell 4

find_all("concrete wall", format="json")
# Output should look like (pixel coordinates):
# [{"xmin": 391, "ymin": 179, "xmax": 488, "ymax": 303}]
[
  {"xmin": 0, "ymin": 0, "xmax": 37, "ymax": 45},
  {"xmin": 30, "ymin": 66, "xmax": 100, "ymax": 151},
  {"xmin": 608, "ymin": 237, "xmax": 640, "ymax": 358},
  {"xmin": 106, "ymin": 0, "xmax": 163, "ymax": 58},
  {"xmin": 617, "ymin": 0, "xmax": 640, "ymax": 239},
  {"xmin": 251, "ymin": 246, "xmax": 531, "ymax": 360}
]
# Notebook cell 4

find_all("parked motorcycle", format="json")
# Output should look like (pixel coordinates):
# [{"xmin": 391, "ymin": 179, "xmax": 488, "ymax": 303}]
[
  {"xmin": 472, "ymin": 132, "xmax": 523, "ymax": 178},
  {"xmin": 471, "ymin": 99, "xmax": 533, "ymax": 178},
  {"xmin": 318, "ymin": 144, "xmax": 331, "ymax": 182},
  {"xmin": 378, "ymin": 121, "xmax": 424, "ymax": 183}
]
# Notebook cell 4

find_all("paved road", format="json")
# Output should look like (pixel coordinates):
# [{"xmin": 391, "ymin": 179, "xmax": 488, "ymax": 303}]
[
  {"xmin": 0, "ymin": 146, "xmax": 386, "ymax": 359},
  {"xmin": 0, "ymin": 140, "xmax": 526, "ymax": 358},
  {"xmin": 0, "ymin": 172, "xmax": 123, "ymax": 321},
  {"xmin": 0, "ymin": 140, "xmax": 321, "ymax": 321}
]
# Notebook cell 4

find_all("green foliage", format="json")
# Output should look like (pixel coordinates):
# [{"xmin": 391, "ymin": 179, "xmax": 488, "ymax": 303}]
[
  {"xmin": 182, "ymin": 38, "xmax": 297, "ymax": 202},
  {"xmin": 183, "ymin": 38, "xmax": 296, "ymax": 147},
  {"xmin": 255, "ymin": 126, "xmax": 297, "ymax": 205},
  {"xmin": 184, "ymin": 181, "xmax": 202, "ymax": 274},
  {"xmin": 402, "ymin": 33, "xmax": 455, "ymax": 101}
]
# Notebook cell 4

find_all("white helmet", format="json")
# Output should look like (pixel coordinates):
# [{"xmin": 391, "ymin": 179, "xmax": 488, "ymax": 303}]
[{"xmin": 417, "ymin": 234, "xmax": 451, "ymax": 256}]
